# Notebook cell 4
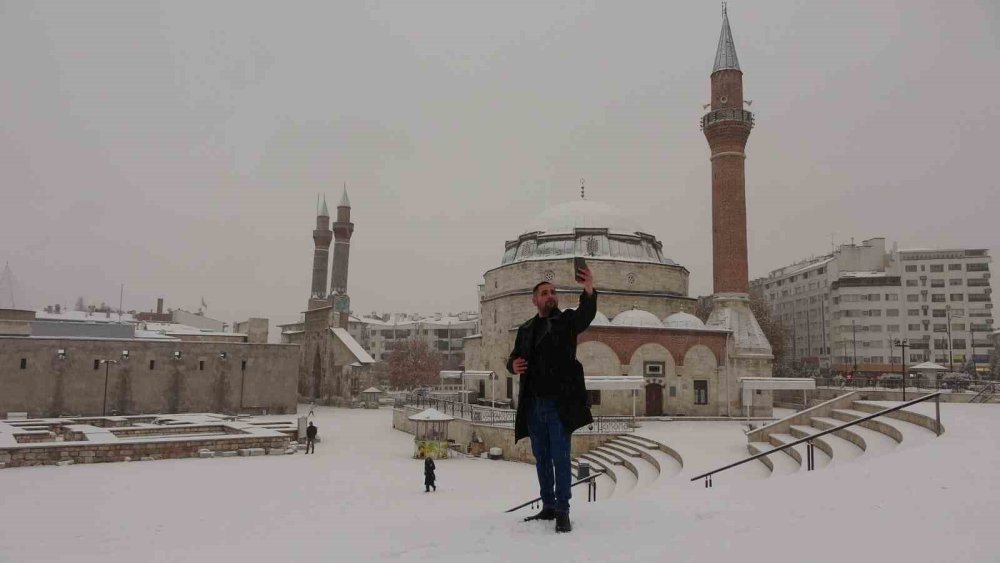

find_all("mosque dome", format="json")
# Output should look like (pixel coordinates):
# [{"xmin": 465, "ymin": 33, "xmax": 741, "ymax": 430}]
[
  {"xmin": 564, "ymin": 309, "xmax": 611, "ymax": 326},
  {"xmin": 527, "ymin": 200, "xmax": 644, "ymax": 235},
  {"xmin": 500, "ymin": 200, "xmax": 678, "ymax": 267},
  {"xmin": 663, "ymin": 311, "xmax": 706, "ymax": 330},
  {"xmin": 610, "ymin": 308, "xmax": 664, "ymax": 328}
]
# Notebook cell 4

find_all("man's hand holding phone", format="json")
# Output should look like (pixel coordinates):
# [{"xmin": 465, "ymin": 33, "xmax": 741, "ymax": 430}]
[{"xmin": 574, "ymin": 257, "xmax": 594, "ymax": 295}]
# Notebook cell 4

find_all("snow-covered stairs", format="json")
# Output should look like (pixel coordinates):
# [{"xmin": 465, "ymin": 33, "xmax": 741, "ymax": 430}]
[{"xmin": 571, "ymin": 434, "xmax": 683, "ymax": 500}]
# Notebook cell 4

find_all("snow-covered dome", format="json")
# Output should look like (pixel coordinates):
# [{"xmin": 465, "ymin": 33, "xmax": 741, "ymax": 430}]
[
  {"xmin": 610, "ymin": 308, "xmax": 664, "ymax": 328},
  {"xmin": 663, "ymin": 312, "xmax": 706, "ymax": 330},
  {"xmin": 527, "ymin": 200, "xmax": 644, "ymax": 235},
  {"xmin": 500, "ymin": 199, "xmax": 677, "ymax": 267},
  {"xmin": 591, "ymin": 311, "xmax": 611, "ymax": 326},
  {"xmin": 564, "ymin": 309, "xmax": 610, "ymax": 326}
]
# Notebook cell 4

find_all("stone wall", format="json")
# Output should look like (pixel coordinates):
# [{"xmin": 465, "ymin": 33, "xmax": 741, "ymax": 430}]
[
  {"xmin": 0, "ymin": 337, "xmax": 298, "ymax": 417},
  {"xmin": 0, "ymin": 435, "xmax": 290, "ymax": 468}
]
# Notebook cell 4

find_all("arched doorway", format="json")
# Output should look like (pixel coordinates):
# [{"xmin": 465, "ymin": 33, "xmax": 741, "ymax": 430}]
[{"xmin": 645, "ymin": 383, "xmax": 664, "ymax": 416}]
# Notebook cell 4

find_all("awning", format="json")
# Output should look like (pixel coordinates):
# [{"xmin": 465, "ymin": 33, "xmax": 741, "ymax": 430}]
[
  {"xmin": 740, "ymin": 377, "xmax": 815, "ymax": 391},
  {"xmin": 584, "ymin": 376, "xmax": 645, "ymax": 391}
]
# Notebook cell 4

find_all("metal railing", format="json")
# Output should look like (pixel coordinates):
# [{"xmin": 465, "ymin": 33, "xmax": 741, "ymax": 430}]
[
  {"xmin": 504, "ymin": 471, "xmax": 606, "ymax": 514},
  {"xmin": 399, "ymin": 394, "xmax": 633, "ymax": 433},
  {"xmin": 700, "ymin": 108, "xmax": 754, "ymax": 130},
  {"xmin": 970, "ymin": 382, "xmax": 998, "ymax": 404},
  {"xmin": 690, "ymin": 392, "xmax": 943, "ymax": 488},
  {"xmin": 814, "ymin": 376, "xmax": 995, "ymax": 393}
]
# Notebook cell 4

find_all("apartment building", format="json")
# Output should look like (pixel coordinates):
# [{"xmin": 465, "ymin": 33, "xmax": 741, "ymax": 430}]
[{"xmin": 752, "ymin": 239, "xmax": 994, "ymax": 375}]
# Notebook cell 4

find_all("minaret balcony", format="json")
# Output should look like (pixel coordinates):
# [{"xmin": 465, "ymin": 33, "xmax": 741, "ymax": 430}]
[{"xmin": 700, "ymin": 108, "xmax": 754, "ymax": 130}]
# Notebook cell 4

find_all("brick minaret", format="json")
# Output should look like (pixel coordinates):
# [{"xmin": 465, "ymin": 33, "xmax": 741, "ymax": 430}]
[
  {"xmin": 309, "ymin": 196, "xmax": 332, "ymax": 310},
  {"xmin": 703, "ymin": 4, "xmax": 752, "ymax": 295},
  {"xmin": 329, "ymin": 186, "xmax": 354, "ymax": 328},
  {"xmin": 702, "ymin": 6, "xmax": 773, "ymax": 416}
]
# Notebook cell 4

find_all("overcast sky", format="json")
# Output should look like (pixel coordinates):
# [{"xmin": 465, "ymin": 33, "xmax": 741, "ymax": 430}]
[{"xmin": 2, "ymin": 1, "xmax": 998, "ymax": 334}]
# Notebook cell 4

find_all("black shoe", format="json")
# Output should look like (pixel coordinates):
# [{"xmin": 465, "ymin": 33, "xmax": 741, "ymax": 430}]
[
  {"xmin": 555, "ymin": 512, "xmax": 572, "ymax": 533},
  {"xmin": 523, "ymin": 508, "xmax": 556, "ymax": 522}
]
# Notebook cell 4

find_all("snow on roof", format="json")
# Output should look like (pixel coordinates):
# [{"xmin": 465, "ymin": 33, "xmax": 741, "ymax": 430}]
[
  {"xmin": 909, "ymin": 361, "xmax": 948, "ymax": 371},
  {"xmin": 663, "ymin": 312, "xmax": 706, "ymax": 330},
  {"xmin": 35, "ymin": 311, "xmax": 137, "ymax": 324},
  {"xmin": 407, "ymin": 408, "xmax": 453, "ymax": 422},
  {"xmin": 331, "ymin": 327, "xmax": 375, "ymax": 364},
  {"xmin": 840, "ymin": 271, "xmax": 891, "ymax": 278},
  {"xmin": 361, "ymin": 387, "xmax": 382, "ymax": 394},
  {"xmin": 610, "ymin": 309, "xmax": 664, "ymax": 329}
]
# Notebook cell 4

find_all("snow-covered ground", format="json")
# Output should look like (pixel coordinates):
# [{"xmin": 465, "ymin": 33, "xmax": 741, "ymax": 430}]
[{"xmin": 1, "ymin": 402, "xmax": 998, "ymax": 562}]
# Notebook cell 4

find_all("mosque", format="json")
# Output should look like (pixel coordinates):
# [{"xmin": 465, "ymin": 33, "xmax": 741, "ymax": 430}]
[{"xmin": 463, "ymin": 8, "xmax": 776, "ymax": 417}]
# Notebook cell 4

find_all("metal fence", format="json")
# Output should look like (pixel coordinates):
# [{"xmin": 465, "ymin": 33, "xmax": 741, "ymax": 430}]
[
  {"xmin": 813, "ymin": 377, "xmax": 994, "ymax": 393},
  {"xmin": 398, "ymin": 394, "xmax": 633, "ymax": 433}
]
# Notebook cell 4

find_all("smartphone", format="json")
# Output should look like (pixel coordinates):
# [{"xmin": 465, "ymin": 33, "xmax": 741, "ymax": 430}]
[{"xmin": 574, "ymin": 256, "xmax": 587, "ymax": 282}]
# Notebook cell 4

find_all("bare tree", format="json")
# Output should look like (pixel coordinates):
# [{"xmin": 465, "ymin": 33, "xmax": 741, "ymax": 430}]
[
  {"xmin": 74, "ymin": 296, "xmax": 86, "ymax": 312},
  {"xmin": 387, "ymin": 338, "xmax": 443, "ymax": 390}
]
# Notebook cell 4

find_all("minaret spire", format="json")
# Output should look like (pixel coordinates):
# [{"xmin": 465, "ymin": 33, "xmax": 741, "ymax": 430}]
[
  {"xmin": 713, "ymin": 2, "xmax": 741, "ymax": 73},
  {"xmin": 319, "ymin": 194, "xmax": 330, "ymax": 217}
]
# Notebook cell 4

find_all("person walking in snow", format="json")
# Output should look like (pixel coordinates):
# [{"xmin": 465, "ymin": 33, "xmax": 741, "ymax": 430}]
[{"xmin": 424, "ymin": 457, "xmax": 437, "ymax": 492}]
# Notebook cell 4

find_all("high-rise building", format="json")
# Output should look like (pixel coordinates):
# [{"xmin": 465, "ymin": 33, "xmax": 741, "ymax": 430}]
[{"xmin": 752, "ymin": 239, "xmax": 995, "ymax": 374}]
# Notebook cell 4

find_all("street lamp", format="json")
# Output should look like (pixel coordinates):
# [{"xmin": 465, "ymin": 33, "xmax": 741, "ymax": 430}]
[
  {"xmin": 893, "ymin": 338, "xmax": 909, "ymax": 401},
  {"xmin": 852, "ymin": 320, "xmax": 859, "ymax": 374},
  {"xmin": 99, "ymin": 358, "xmax": 120, "ymax": 416},
  {"xmin": 946, "ymin": 305, "xmax": 954, "ymax": 372}
]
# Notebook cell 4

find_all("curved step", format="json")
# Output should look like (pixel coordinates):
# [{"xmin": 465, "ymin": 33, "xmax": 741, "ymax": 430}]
[
  {"xmin": 789, "ymin": 424, "xmax": 863, "ymax": 464},
  {"xmin": 615, "ymin": 434, "xmax": 685, "ymax": 471},
  {"xmin": 830, "ymin": 409, "xmax": 904, "ymax": 443},
  {"xmin": 810, "ymin": 417, "xmax": 869, "ymax": 453},
  {"xmin": 592, "ymin": 448, "xmax": 638, "ymax": 495},
  {"xmin": 747, "ymin": 441, "xmax": 799, "ymax": 475},
  {"xmin": 603, "ymin": 442, "xmax": 658, "ymax": 488},
  {"xmin": 813, "ymin": 416, "xmax": 897, "ymax": 456},
  {"xmin": 577, "ymin": 454, "xmax": 618, "ymax": 500},
  {"xmin": 769, "ymin": 432, "xmax": 831, "ymax": 470},
  {"xmin": 571, "ymin": 460, "xmax": 614, "ymax": 501},
  {"xmin": 851, "ymin": 401, "xmax": 944, "ymax": 437}
]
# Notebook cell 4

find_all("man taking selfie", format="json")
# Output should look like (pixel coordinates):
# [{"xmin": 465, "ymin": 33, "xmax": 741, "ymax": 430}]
[{"xmin": 507, "ymin": 261, "xmax": 597, "ymax": 533}]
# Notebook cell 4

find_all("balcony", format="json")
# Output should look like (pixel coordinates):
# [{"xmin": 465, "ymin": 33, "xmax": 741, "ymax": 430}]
[{"xmin": 701, "ymin": 108, "xmax": 754, "ymax": 130}]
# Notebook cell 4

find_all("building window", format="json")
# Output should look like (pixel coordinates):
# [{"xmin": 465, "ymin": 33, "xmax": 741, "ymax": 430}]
[
  {"xmin": 149, "ymin": 360, "xmax": 156, "ymax": 370},
  {"xmin": 94, "ymin": 359, "xmax": 100, "ymax": 370},
  {"xmin": 908, "ymin": 309, "xmax": 920, "ymax": 317},
  {"xmin": 952, "ymin": 339, "xmax": 966, "ymax": 350},
  {"xmin": 887, "ymin": 325, "xmax": 900, "ymax": 332},
  {"xmin": 931, "ymin": 280, "xmax": 945, "ymax": 288},
  {"xmin": 969, "ymin": 294, "xmax": 991, "ymax": 302},
  {"xmin": 241, "ymin": 360, "xmax": 247, "ymax": 371},
  {"xmin": 198, "ymin": 360, "xmax": 204, "ymax": 371},
  {"xmin": 933, "ymin": 309, "xmax": 947, "ymax": 318},
  {"xmin": 885, "ymin": 294, "xmax": 899, "ymax": 301},
  {"xmin": 968, "ymin": 279, "xmax": 989, "ymax": 287},
  {"xmin": 950, "ymin": 294, "xmax": 964, "ymax": 302},
  {"xmin": 910, "ymin": 353, "xmax": 924, "ymax": 362},
  {"xmin": 905, "ymin": 265, "xmax": 918, "ymax": 273},
  {"xmin": 20, "ymin": 358, "xmax": 27, "ymax": 370},
  {"xmin": 930, "ymin": 265, "xmax": 944, "ymax": 273},
  {"xmin": 905, "ymin": 280, "xmax": 918, "ymax": 287},
  {"xmin": 644, "ymin": 361, "xmax": 665, "ymax": 377},
  {"xmin": 950, "ymin": 279, "xmax": 964, "ymax": 286},
  {"xmin": 907, "ymin": 295, "xmax": 919, "ymax": 302},
  {"xmin": 931, "ymin": 295, "xmax": 946, "ymax": 303},
  {"xmin": 908, "ymin": 323, "xmax": 921, "ymax": 331},
  {"xmin": 694, "ymin": 381, "xmax": 709, "ymax": 405},
  {"xmin": 948, "ymin": 264, "xmax": 962, "ymax": 271},
  {"xmin": 587, "ymin": 390, "xmax": 602, "ymax": 406},
  {"xmin": 967, "ymin": 263, "xmax": 989, "ymax": 272},
  {"xmin": 669, "ymin": 386, "xmax": 677, "ymax": 397},
  {"xmin": 886, "ymin": 309, "xmax": 900, "ymax": 317}
]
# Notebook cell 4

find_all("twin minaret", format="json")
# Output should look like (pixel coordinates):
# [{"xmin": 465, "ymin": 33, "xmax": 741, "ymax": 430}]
[{"xmin": 309, "ymin": 187, "xmax": 354, "ymax": 315}]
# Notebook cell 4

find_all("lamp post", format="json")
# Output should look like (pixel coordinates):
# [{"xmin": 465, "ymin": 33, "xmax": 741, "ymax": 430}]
[
  {"xmin": 99, "ymin": 358, "xmax": 120, "ymax": 416},
  {"xmin": 852, "ymin": 320, "xmax": 859, "ymax": 374},
  {"xmin": 970, "ymin": 326, "xmax": 977, "ymax": 377},
  {"xmin": 893, "ymin": 338, "xmax": 909, "ymax": 401},
  {"xmin": 946, "ymin": 305, "xmax": 954, "ymax": 372}
]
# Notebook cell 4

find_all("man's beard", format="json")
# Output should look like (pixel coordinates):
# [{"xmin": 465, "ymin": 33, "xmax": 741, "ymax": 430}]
[{"xmin": 541, "ymin": 299, "xmax": 557, "ymax": 314}]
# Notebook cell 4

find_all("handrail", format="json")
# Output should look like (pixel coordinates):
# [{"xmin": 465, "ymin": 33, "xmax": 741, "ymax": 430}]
[
  {"xmin": 690, "ymin": 392, "xmax": 943, "ymax": 486},
  {"xmin": 504, "ymin": 471, "xmax": 605, "ymax": 513},
  {"xmin": 970, "ymin": 382, "xmax": 997, "ymax": 404}
]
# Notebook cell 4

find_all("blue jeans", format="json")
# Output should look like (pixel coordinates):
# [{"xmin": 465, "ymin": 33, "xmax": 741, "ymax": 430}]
[{"xmin": 527, "ymin": 398, "xmax": 572, "ymax": 514}]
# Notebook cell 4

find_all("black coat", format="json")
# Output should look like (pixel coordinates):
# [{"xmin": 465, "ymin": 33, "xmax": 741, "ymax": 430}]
[
  {"xmin": 507, "ymin": 290, "xmax": 598, "ymax": 442},
  {"xmin": 306, "ymin": 425, "xmax": 317, "ymax": 439},
  {"xmin": 424, "ymin": 458, "xmax": 436, "ymax": 485}
]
